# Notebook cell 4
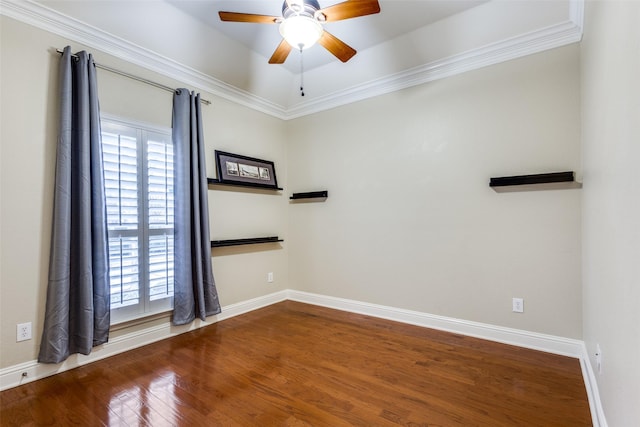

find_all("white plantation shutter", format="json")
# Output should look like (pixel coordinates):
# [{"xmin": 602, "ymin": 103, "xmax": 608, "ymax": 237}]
[
  {"xmin": 103, "ymin": 129, "xmax": 140, "ymax": 309},
  {"xmin": 149, "ymin": 235, "xmax": 174, "ymax": 300},
  {"xmin": 107, "ymin": 236, "xmax": 139, "ymax": 307},
  {"xmin": 147, "ymin": 138, "xmax": 173, "ymax": 228},
  {"xmin": 147, "ymin": 135, "xmax": 174, "ymax": 302},
  {"xmin": 102, "ymin": 119, "xmax": 174, "ymax": 323},
  {"xmin": 103, "ymin": 131, "xmax": 138, "ymax": 231}
]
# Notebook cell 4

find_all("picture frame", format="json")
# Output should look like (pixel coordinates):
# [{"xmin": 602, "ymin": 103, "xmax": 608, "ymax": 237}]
[{"xmin": 214, "ymin": 150, "xmax": 279, "ymax": 189}]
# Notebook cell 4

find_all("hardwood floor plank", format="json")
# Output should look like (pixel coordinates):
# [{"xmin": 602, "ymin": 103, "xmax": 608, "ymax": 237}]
[{"xmin": 0, "ymin": 301, "xmax": 591, "ymax": 426}]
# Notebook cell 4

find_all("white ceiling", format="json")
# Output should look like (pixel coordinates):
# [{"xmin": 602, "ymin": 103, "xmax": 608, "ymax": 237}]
[
  {"xmin": 4, "ymin": 0, "xmax": 584, "ymax": 119},
  {"xmin": 166, "ymin": 0, "xmax": 488, "ymax": 72}
]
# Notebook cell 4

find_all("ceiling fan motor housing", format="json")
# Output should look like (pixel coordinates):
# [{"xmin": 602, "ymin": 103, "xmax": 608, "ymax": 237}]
[{"xmin": 282, "ymin": 0, "xmax": 321, "ymax": 19}]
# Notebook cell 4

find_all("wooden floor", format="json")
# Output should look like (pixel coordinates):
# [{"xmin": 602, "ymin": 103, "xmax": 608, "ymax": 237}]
[{"xmin": 1, "ymin": 301, "xmax": 591, "ymax": 426}]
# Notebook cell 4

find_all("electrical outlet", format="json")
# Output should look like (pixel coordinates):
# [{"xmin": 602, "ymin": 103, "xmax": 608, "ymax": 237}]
[
  {"xmin": 595, "ymin": 344, "xmax": 602, "ymax": 374},
  {"xmin": 512, "ymin": 298, "xmax": 524, "ymax": 313},
  {"xmin": 17, "ymin": 322, "xmax": 32, "ymax": 342},
  {"xmin": 267, "ymin": 272, "xmax": 274, "ymax": 283}
]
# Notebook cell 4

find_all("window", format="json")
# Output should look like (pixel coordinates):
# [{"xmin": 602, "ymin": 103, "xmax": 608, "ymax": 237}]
[{"xmin": 101, "ymin": 117, "xmax": 174, "ymax": 324}]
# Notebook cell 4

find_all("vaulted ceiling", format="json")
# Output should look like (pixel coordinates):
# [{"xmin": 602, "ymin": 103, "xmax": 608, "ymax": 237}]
[{"xmin": 4, "ymin": 0, "xmax": 583, "ymax": 119}]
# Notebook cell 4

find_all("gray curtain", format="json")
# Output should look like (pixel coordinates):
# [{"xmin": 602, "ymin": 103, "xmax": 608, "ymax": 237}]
[
  {"xmin": 38, "ymin": 46, "xmax": 110, "ymax": 364},
  {"xmin": 172, "ymin": 89, "xmax": 221, "ymax": 325}
]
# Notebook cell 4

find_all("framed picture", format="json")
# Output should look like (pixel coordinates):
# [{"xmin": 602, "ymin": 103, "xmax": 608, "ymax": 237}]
[{"xmin": 214, "ymin": 150, "xmax": 279, "ymax": 189}]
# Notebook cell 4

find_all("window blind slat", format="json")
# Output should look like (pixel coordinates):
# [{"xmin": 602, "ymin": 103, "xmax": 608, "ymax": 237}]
[{"xmin": 103, "ymin": 121, "xmax": 174, "ymax": 318}]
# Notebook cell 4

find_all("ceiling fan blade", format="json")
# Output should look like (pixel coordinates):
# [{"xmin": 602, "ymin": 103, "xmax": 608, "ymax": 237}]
[
  {"xmin": 318, "ymin": 31, "xmax": 357, "ymax": 63},
  {"xmin": 269, "ymin": 39, "xmax": 293, "ymax": 64},
  {"xmin": 319, "ymin": 0, "xmax": 380, "ymax": 22},
  {"xmin": 218, "ymin": 11, "xmax": 279, "ymax": 24}
]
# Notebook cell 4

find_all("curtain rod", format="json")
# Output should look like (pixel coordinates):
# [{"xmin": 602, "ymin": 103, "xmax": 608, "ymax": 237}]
[{"xmin": 56, "ymin": 49, "xmax": 211, "ymax": 105}]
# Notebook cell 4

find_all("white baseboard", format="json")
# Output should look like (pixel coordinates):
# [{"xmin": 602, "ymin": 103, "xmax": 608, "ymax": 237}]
[
  {"xmin": 0, "ymin": 289, "xmax": 604, "ymax": 426},
  {"xmin": 579, "ymin": 343, "xmax": 608, "ymax": 427},
  {"xmin": 287, "ymin": 290, "xmax": 605, "ymax": 427},
  {"xmin": 287, "ymin": 290, "xmax": 584, "ymax": 357},
  {"xmin": 0, "ymin": 290, "xmax": 288, "ymax": 391}
]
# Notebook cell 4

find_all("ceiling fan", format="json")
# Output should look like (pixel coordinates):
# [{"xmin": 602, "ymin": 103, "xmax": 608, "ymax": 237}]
[{"xmin": 219, "ymin": 0, "xmax": 381, "ymax": 64}]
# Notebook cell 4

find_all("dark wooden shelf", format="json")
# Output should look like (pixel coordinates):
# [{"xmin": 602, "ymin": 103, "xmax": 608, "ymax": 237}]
[
  {"xmin": 207, "ymin": 178, "xmax": 283, "ymax": 191},
  {"xmin": 490, "ymin": 171, "xmax": 582, "ymax": 192},
  {"xmin": 290, "ymin": 191, "xmax": 328, "ymax": 200},
  {"xmin": 211, "ymin": 236, "xmax": 283, "ymax": 248}
]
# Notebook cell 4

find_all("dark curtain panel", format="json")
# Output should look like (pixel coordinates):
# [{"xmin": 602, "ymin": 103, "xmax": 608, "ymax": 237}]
[
  {"xmin": 172, "ymin": 89, "xmax": 221, "ymax": 325},
  {"xmin": 38, "ymin": 46, "xmax": 110, "ymax": 364}
]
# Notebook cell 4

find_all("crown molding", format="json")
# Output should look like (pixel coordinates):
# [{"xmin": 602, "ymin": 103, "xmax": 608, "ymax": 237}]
[
  {"xmin": 284, "ymin": 0, "xmax": 584, "ymax": 119},
  {"xmin": 0, "ymin": 0, "xmax": 288, "ymax": 118},
  {"xmin": 1, "ymin": 0, "xmax": 583, "ymax": 120}
]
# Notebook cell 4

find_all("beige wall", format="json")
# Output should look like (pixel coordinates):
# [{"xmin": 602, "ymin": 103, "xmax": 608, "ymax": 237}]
[
  {"xmin": 581, "ymin": 1, "xmax": 640, "ymax": 425},
  {"xmin": 0, "ymin": 16, "xmax": 289, "ymax": 368},
  {"xmin": 6, "ymin": 5, "xmax": 640, "ymax": 423},
  {"xmin": 2, "ymin": 14, "xmax": 582, "ymax": 374},
  {"xmin": 287, "ymin": 45, "xmax": 582, "ymax": 338}
]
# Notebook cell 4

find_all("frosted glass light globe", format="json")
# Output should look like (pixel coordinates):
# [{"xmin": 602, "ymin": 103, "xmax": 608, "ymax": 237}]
[{"xmin": 279, "ymin": 15, "xmax": 323, "ymax": 50}]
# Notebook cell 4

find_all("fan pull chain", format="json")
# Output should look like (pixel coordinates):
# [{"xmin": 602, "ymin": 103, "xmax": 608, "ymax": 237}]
[{"xmin": 299, "ymin": 45, "xmax": 305, "ymax": 97}]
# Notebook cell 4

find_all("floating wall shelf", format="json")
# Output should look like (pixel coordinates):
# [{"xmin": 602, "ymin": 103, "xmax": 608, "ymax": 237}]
[
  {"xmin": 490, "ymin": 171, "xmax": 582, "ymax": 192},
  {"xmin": 290, "ymin": 191, "xmax": 328, "ymax": 200},
  {"xmin": 211, "ymin": 236, "xmax": 283, "ymax": 248},
  {"xmin": 207, "ymin": 178, "xmax": 283, "ymax": 191}
]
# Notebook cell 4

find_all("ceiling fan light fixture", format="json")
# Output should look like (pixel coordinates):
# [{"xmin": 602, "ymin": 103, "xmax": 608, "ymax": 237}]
[{"xmin": 279, "ymin": 15, "xmax": 323, "ymax": 50}]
